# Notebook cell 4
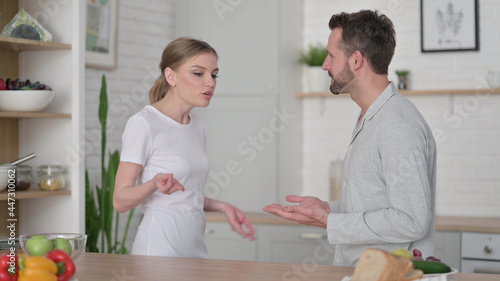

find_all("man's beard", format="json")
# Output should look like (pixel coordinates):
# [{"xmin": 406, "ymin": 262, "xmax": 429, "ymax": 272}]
[{"xmin": 329, "ymin": 62, "xmax": 354, "ymax": 95}]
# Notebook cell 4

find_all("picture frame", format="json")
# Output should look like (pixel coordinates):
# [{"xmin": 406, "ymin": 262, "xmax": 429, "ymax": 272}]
[
  {"xmin": 85, "ymin": 0, "xmax": 118, "ymax": 69},
  {"xmin": 420, "ymin": 0, "xmax": 479, "ymax": 53}
]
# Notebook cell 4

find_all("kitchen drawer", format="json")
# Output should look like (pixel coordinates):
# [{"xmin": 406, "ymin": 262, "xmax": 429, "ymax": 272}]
[
  {"xmin": 462, "ymin": 232, "xmax": 500, "ymax": 260},
  {"xmin": 462, "ymin": 259, "xmax": 500, "ymax": 274}
]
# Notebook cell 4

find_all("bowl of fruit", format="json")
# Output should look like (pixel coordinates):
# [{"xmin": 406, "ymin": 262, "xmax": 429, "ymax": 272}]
[
  {"xmin": 0, "ymin": 78, "xmax": 54, "ymax": 112},
  {"xmin": 19, "ymin": 233, "xmax": 87, "ymax": 261}
]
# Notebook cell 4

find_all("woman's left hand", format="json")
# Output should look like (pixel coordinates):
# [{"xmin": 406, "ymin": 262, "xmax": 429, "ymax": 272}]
[{"xmin": 223, "ymin": 204, "xmax": 256, "ymax": 241}]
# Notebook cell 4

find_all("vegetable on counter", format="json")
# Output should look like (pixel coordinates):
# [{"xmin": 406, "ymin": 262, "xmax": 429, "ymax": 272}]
[
  {"xmin": 45, "ymin": 250, "xmax": 75, "ymax": 281},
  {"xmin": 411, "ymin": 259, "xmax": 452, "ymax": 274},
  {"xmin": 0, "ymin": 253, "xmax": 18, "ymax": 281},
  {"xmin": 18, "ymin": 255, "xmax": 57, "ymax": 281}
]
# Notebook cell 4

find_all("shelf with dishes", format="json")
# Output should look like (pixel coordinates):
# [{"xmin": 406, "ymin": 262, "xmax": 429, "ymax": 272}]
[
  {"xmin": 0, "ymin": 0, "xmax": 84, "ymax": 236},
  {"xmin": 296, "ymin": 88, "xmax": 500, "ymax": 98}
]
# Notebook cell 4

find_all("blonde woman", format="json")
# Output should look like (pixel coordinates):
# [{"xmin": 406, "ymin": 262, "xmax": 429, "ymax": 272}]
[{"xmin": 114, "ymin": 37, "xmax": 255, "ymax": 258}]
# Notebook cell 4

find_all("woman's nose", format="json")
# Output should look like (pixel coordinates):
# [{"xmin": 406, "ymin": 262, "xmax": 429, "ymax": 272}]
[{"xmin": 206, "ymin": 77, "xmax": 216, "ymax": 87}]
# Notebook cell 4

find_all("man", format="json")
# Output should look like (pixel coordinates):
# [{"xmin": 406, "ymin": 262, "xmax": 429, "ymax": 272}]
[{"xmin": 263, "ymin": 10, "xmax": 437, "ymax": 266}]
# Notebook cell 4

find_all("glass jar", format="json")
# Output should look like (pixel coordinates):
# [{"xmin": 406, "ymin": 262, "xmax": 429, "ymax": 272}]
[
  {"xmin": 37, "ymin": 165, "xmax": 66, "ymax": 191},
  {"xmin": 15, "ymin": 165, "xmax": 33, "ymax": 191}
]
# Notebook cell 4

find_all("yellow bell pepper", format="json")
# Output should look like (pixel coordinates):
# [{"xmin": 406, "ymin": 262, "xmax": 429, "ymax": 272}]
[{"xmin": 18, "ymin": 255, "xmax": 58, "ymax": 281}]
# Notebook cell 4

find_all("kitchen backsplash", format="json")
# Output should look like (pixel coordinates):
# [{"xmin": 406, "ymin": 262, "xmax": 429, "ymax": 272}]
[{"xmin": 302, "ymin": 0, "xmax": 500, "ymax": 217}]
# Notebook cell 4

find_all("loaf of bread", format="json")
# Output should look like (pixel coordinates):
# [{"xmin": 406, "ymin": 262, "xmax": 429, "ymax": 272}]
[{"xmin": 351, "ymin": 248, "xmax": 423, "ymax": 281}]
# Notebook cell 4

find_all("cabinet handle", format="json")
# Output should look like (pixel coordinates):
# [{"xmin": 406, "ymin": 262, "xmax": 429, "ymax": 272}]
[
  {"xmin": 473, "ymin": 266, "xmax": 500, "ymax": 275},
  {"xmin": 205, "ymin": 229, "xmax": 215, "ymax": 235},
  {"xmin": 299, "ymin": 233, "xmax": 326, "ymax": 240}
]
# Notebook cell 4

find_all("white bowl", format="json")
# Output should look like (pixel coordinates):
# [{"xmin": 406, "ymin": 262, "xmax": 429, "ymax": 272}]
[
  {"xmin": 0, "ymin": 165, "xmax": 14, "ymax": 192},
  {"xmin": 0, "ymin": 90, "xmax": 55, "ymax": 112}
]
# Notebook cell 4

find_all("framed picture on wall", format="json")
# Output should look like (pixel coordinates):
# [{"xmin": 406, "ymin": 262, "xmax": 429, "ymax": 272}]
[
  {"xmin": 420, "ymin": 0, "xmax": 479, "ymax": 52},
  {"xmin": 85, "ymin": 0, "xmax": 118, "ymax": 69}
]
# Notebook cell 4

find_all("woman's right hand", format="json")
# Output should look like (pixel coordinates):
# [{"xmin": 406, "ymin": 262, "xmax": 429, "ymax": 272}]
[{"xmin": 154, "ymin": 173, "xmax": 185, "ymax": 194}]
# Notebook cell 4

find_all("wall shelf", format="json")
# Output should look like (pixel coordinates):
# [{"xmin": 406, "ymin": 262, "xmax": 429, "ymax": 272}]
[
  {"xmin": 296, "ymin": 88, "xmax": 500, "ymax": 98},
  {"xmin": 0, "ymin": 1, "xmax": 84, "ymax": 235},
  {"xmin": 0, "ymin": 189, "xmax": 71, "ymax": 201},
  {"xmin": 0, "ymin": 36, "xmax": 71, "ymax": 52},
  {"xmin": 0, "ymin": 112, "xmax": 71, "ymax": 119}
]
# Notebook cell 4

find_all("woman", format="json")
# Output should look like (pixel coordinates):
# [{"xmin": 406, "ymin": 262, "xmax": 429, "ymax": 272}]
[{"xmin": 113, "ymin": 37, "xmax": 255, "ymax": 258}]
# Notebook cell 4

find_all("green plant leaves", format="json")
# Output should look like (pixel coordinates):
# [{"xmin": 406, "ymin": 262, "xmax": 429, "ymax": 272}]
[
  {"xmin": 299, "ymin": 44, "xmax": 328, "ymax": 66},
  {"xmin": 85, "ymin": 74, "xmax": 134, "ymax": 254},
  {"xmin": 84, "ymin": 171, "xmax": 100, "ymax": 253}
]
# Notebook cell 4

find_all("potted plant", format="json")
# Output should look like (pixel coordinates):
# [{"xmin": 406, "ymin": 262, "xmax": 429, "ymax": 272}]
[
  {"xmin": 395, "ymin": 70, "xmax": 410, "ymax": 90},
  {"xmin": 85, "ymin": 75, "xmax": 135, "ymax": 254},
  {"xmin": 299, "ymin": 43, "xmax": 329, "ymax": 92}
]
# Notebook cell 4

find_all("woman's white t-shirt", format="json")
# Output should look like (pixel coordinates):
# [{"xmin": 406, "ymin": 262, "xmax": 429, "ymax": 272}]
[{"xmin": 121, "ymin": 105, "xmax": 209, "ymax": 258}]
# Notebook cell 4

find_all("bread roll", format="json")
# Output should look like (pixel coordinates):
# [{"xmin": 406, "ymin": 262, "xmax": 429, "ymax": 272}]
[{"xmin": 351, "ymin": 248, "xmax": 423, "ymax": 281}]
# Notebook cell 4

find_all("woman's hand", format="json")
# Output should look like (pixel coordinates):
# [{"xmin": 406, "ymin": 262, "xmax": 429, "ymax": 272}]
[
  {"xmin": 204, "ymin": 198, "xmax": 256, "ymax": 241},
  {"xmin": 222, "ymin": 204, "xmax": 256, "ymax": 241},
  {"xmin": 154, "ymin": 173, "xmax": 185, "ymax": 194},
  {"xmin": 114, "ymin": 162, "xmax": 185, "ymax": 213}
]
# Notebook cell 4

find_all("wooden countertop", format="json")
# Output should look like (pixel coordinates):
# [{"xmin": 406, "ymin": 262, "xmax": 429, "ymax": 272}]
[
  {"xmin": 73, "ymin": 252, "xmax": 499, "ymax": 281},
  {"xmin": 435, "ymin": 216, "xmax": 500, "ymax": 233},
  {"xmin": 207, "ymin": 213, "xmax": 500, "ymax": 233}
]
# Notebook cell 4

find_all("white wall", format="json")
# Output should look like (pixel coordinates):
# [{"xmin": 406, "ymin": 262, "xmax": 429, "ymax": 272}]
[
  {"xmin": 85, "ymin": 0, "xmax": 175, "ymax": 252},
  {"xmin": 302, "ymin": 0, "xmax": 500, "ymax": 217}
]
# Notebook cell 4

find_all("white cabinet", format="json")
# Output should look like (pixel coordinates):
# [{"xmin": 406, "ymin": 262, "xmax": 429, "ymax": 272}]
[
  {"xmin": 205, "ymin": 223, "xmax": 334, "ymax": 265},
  {"xmin": 175, "ymin": 0, "xmax": 303, "ymax": 212},
  {"xmin": 434, "ymin": 231, "xmax": 461, "ymax": 270},
  {"xmin": 258, "ymin": 225, "xmax": 334, "ymax": 265},
  {"xmin": 205, "ymin": 222, "xmax": 257, "ymax": 261}
]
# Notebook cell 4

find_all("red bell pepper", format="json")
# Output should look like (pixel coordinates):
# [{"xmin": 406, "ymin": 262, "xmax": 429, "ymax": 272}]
[
  {"xmin": 45, "ymin": 250, "xmax": 75, "ymax": 281},
  {"xmin": 0, "ymin": 253, "xmax": 18, "ymax": 281}
]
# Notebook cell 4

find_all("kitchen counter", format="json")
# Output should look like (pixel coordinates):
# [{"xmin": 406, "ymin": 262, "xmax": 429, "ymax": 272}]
[
  {"xmin": 435, "ymin": 216, "xmax": 500, "ymax": 233},
  {"xmin": 73, "ymin": 252, "xmax": 498, "ymax": 281},
  {"xmin": 206, "ymin": 213, "xmax": 500, "ymax": 233}
]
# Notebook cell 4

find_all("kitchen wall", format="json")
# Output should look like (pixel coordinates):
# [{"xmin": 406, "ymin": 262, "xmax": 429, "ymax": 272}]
[
  {"xmin": 85, "ymin": 0, "xmax": 175, "ymax": 251},
  {"xmin": 302, "ymin": 0, "xmax": 500, "ymax": 217},
  {"xmin": 85, "ymin": 1, "xmax": 500, "ymax": 253}
]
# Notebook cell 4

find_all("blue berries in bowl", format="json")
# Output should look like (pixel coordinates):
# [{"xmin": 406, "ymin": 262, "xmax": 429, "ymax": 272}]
[{"xmin": 0, "ymin": 77, "xmax": 55, "ymax": 112}]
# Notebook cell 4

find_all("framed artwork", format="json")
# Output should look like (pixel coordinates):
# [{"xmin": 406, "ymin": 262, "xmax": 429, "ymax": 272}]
[
  {"xmin": 420, "ymin": 0, "xmax": 479, "ymax": 52},
  {"xmin": 85, "ymin": 0, "xmax": 118, "ymax": 69}
]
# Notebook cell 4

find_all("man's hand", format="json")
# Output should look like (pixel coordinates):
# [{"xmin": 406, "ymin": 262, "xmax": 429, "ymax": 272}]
[
  {"xmin": 154, "ymin": 173, "xmax": 185, "ymax": 194},
  {"xmin": 263, "ymin": 195, "xmax": 331, "ymax": 228}
]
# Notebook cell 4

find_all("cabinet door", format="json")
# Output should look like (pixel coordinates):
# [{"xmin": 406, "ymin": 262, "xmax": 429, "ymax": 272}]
[
  {"xmin": 258, "ymin": 225, "xmax": 334, "ymax": 265},
  {"xmin": 435, "ymin": 231, "xmax": 461, "ymax": 270},
  {"xmin": 205, "ymin": 222, "xmax": 257, "ymax": 261},
  {"xmin": 175, "ymin": 0, "xmax": 279, "ymax": 95}
]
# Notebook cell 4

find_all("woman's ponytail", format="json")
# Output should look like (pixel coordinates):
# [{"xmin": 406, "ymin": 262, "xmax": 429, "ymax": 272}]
[{"xmin": 149, "ymin": 75, "xmax": 168, "ymax": 104}]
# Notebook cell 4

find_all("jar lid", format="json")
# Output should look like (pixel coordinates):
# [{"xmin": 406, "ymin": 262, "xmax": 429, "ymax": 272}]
[{"xmin": 37, "ymin": 165, "xmax": 66, "ymax": 173}]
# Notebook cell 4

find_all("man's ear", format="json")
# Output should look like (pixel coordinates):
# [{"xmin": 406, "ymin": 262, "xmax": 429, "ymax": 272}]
[
  {"xmin": 165, "ymin": 67, "xmax": 176, "ymax": 87},
  {"xmin": 350, "ymin": 50, "xmax": 363, "ymax": 71}
]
